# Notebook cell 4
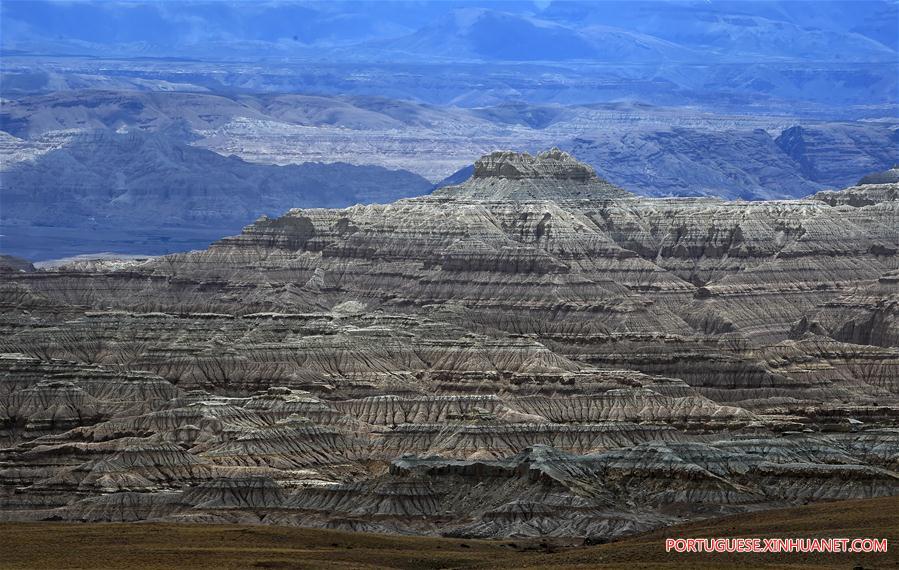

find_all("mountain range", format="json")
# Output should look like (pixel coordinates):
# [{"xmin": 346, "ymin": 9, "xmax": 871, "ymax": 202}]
[
  {"xmin": 0, "ymin": 128, "xmax": 431, "ymax": 260},
  {"xmin": 1, "ymin": 149, "xmax": 896, "ymax": 539},
  {"xmin": 2, "ymin": 2, "xmax": 897, "ymax": 111},
  {"xmin": 1, "ymin": 0, "xmax": 897, "ymax": 555},
  {"xmin": 3, "ymin": 89, "xmax": 897, "ymax": 259},
  {"xmin": 4, "ymin": 1, "xmax": 896, "ymax": 63},
  {"xmin": 2, "ymin": 1, "xmax": 896, "ymax": 258}
]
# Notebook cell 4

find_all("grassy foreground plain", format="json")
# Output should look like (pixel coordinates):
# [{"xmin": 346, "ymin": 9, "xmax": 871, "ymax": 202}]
[{"xmin": 2, "ymin": 496, "xmax": 896, "ymax": 569}]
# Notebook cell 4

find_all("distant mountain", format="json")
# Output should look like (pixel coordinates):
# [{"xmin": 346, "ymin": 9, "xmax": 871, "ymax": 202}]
[
  {"xmin": 5, "ymin": 91, "xmax": 898, "ymax": 209},
  {"xmin": 373, "ymin": 5, "xmax": 896, "ymax": 65},
  {"xmin": 563, "ymin": 124, "xmax": 899, "ymax": 200},
  {"xmin": 0, "ymin": 130, "xmax": 433, "ymax": 259},
  {"xmin": 541, "ymin": 1, "xmax": 898, "ymax": 62},
  {"xmin": 433, "ymin": 165, "xmax": 475, "ymax": 190},
  {"xmin": 0, "ymin": 91, "xmax": 467, "ymax": 138},
  {"xmin": 4, "ymin": 1, "xmax": 895, "ymax": 63},
  {"xmin": 3, "ymin": 90, "xmax": 898, "ymax": 261},
  {"xmin": 858, "ymin": 166, "xmax": 899, "ymax": 185},
  {"xmin": 775, "ymin": 125, "xmax": 899, "ymax": 187},
  {"xmin": 0, "ymin": 254, "xmax": 35, "ymax": 273},
  {"xmin": 3, "ymin": 2, "xmax": 895, "ymax": 111},
  {"xmin": 432, "ymin": 124, "xmax": 899, "ymax": 200},
  {"xmin": 372, "ymin": 8, "xmax": 695, "ymax": 63}
]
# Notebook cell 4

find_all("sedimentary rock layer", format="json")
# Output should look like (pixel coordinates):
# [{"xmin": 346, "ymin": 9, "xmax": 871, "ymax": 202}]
[{"xmin": 1, "ymin": 150, "xmax": 896, "ymax": 539}]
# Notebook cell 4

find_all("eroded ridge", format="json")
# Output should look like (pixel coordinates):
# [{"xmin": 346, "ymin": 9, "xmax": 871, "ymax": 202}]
[{"xmin": 1, "ymin": 151, "xmax": 897, "ymax": 541}]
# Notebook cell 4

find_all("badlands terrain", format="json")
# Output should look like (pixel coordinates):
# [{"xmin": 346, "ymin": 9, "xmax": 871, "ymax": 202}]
[
  {"xmin": 3, "ymin": 495, "xmax": 899, "ymax": 569},
  {"xmin": 1, "ymin": 150, "xmax": 897, "ymax": 542},
  {"xmin": 2, "ymin": 89, "xmax": 897, "ymax": 260}
]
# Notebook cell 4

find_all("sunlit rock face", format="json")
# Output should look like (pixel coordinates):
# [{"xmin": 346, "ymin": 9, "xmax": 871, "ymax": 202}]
[
  {"xmin": 434, "ymin": 147, "xmax": 630, "ymax": 200},
  {"xmin": 1, "ymin": 151, "xmax": 897, "ymax": 539},
  {"xmin": 473, "ymin": 148, "xmax": 599, "ymax": 180}
]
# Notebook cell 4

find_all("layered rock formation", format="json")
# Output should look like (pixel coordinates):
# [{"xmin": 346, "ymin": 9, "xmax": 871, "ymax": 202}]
[
  {"xmin": 858, "ymin": 166, "xmax": 899, "ymax": 186},
  {"xmin": 1, "ymin": 150, "xmax": 897, "ymax": 540},
  {"xmin": 0, "ymin": 129, "xmax": 434, "ymax": 260}
]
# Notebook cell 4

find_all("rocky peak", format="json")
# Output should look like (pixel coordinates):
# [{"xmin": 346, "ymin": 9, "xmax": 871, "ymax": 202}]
[
  {"xmin": 0, "ymin": 255, "xmax": 35, "ymax": 273},
  {"xmin": 433, "ymin": 148, "xmax": 630, "ymax": 201},
  {"xmin": 858, "ymin": 166, "xmax": 899, "ymax": 185},
  {"xmin": 473, "ymin": 148, "xmax": 598, "ymax": 181}
]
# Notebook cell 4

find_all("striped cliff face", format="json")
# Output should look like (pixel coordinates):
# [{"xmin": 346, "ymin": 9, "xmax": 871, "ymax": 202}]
[{"xmin": 1, "ymin": 152, "xmax": 897, "ymax": 538}]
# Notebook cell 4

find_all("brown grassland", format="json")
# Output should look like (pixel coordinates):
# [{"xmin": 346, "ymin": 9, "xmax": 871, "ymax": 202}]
[{"xmin": 1, "ymin": 496, "xmax": 897, "ymax": 569}]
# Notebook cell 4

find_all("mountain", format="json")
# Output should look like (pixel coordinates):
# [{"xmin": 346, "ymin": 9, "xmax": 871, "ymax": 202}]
[
  {"xmin": 0, "ymin": 91, "xmax": 463, "ymax": 139},
  {"xmin": 4, "ymin": 1, "xmax": 895, "ymax": 63},
  {"xmin": 541, "ymin": 1, "xmax": 898, "ymax": 62},
  {"xmin": 564, "ymin": 123, "xmax": 899, "ymax": 199},
  {"xmin": 430, "ymin": 148, "xmax": 631, "ymax": 201},
  {"xmin": 373, "ymin": 8, "xmax": 694, "ymax": 63},
  {"xmin": 4, "ymin": 90, "xmax": 898, "ymax": 207},
  {"xmin": 2, "ymin": 2, "xmax": 896, "ymax": 112},
  {"xmin": 0, "ymin": 129, "xmax": 433, "ymax": 259},
  {"xmin": 859, "ymin": 166, "xmax": 899, "ymax": 185},
  {"xmin": 775, "ymin": 125, "xmax": 899, "ymax": 187},
  {"xmin": 1, "ymin": 150, "xmax": 897, "ymax": 536},
  {"xmin": 434, "ymin": 123, "xmax": 899, "ymax": 200}
]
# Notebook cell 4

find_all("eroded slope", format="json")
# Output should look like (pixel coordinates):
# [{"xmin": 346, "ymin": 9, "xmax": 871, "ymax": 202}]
[{"xmin": 1, "ymin": 150, "xmax": 897, "ymax": 539}]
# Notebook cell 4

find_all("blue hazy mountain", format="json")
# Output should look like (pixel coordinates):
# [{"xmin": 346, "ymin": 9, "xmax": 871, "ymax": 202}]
[
  {"xmin": 1, "ymin": 1, "xmax": 897, "ymax": 259},
  {"xmin": 3, "ymin": 1, "xmax": 895, "ymax": 111},
  {"xmin": 540, "ymin": 1, "xmax": 898, "ymax": 61},
  {"xmin": 371, "ymin": 8, "xmax": 697, "ymax": 62},
  {"xmin": 3, "ymin": 1, "xmax": 895, "ymax": 62},
  {"xmin": 0, "ymin": 129, "xmax": 433, "ymax": 260}
]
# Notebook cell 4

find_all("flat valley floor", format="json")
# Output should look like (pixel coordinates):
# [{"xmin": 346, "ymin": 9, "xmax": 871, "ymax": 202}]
[{"xmin": 2, "ymin": 496, "xmax": 897, "ymax": 570}]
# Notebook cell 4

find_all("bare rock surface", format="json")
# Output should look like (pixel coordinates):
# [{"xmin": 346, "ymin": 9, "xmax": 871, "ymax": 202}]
[
  {"xmin": 858, "ymin": 166, "xmax": 899, "ymax": 186},
  {"xmin": 1, "ymin": 150, "xmax": 897, "ymax": 540}
]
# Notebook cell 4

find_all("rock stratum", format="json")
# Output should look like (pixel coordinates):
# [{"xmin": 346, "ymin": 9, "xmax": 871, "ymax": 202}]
[
  {"xmin": 3, "ymin": 89, "xmax": 898, "ymax": 261},
  {"xmin": 1, "ymin": 149, "xmax": 897, "ymax": 541}
]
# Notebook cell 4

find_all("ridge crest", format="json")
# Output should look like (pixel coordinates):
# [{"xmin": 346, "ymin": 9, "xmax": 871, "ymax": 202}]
[{"xmin": 473, "ymin": 148, "xmax": 597, "ymax": 181}]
